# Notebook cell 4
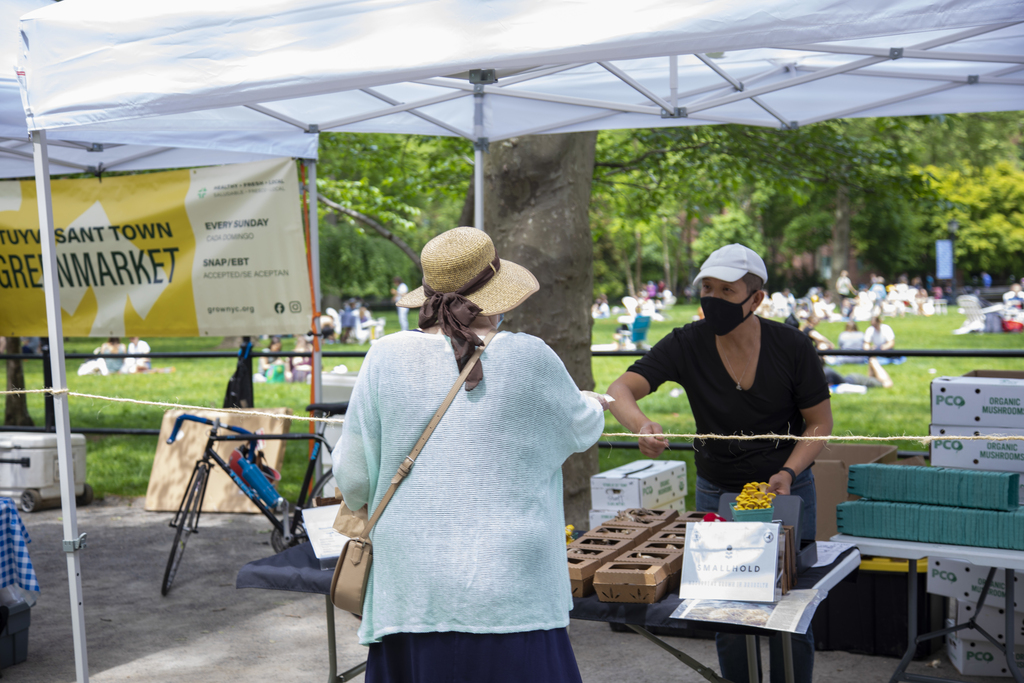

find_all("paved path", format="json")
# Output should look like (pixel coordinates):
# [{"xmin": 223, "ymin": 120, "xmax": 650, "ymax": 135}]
[{"xmin": 10, "ymin": 497, "xmax": 1006, "ymax": 682}]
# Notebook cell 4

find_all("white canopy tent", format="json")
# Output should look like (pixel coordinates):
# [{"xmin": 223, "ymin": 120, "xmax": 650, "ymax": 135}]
[
  {"xmin": 14, "ymin": 0, "xmax": 1024, "ymax": 680},
  {"xmin": 16, "ymin": 1, "xmax": 1024, "ymax": 224},
  {"xmin": 2, "ymin": 1, "xmax": 318, "ymax": 177}
]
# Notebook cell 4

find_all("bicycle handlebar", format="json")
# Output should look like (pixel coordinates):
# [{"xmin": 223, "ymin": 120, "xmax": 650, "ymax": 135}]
[{"xmin": 167, "ymin": 413, "xmax": 255, "ymax": 444}]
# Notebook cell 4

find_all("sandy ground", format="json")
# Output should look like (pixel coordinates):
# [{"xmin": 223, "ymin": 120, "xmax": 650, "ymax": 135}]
[{"xmin": 6, "ymin": 496, "xmax": 1012, "ymax": 683}]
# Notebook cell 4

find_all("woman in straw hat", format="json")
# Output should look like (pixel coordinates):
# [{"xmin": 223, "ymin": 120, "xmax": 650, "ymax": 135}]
[{"xmin": 332, "ymin": 227, "xmax": 607, "ymax": 682}]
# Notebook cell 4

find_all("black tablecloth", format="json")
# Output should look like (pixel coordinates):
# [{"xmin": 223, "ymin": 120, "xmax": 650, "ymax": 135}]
[
  {"xmin": 236, "ymin": 543, "xmax": 857, "ymax": 637},
  {"xmin": 568, "ymin": 548, "xmax": 858, "ymax": 637},
  {"xmin": 236, "ymin": 542, "xmax": 332, "ymax": 595}
]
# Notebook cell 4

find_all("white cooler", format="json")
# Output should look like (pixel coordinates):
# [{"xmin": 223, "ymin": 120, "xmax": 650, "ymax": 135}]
[
  {"xmin": 319, "ymin": 371, "xmax": 359, "ymax": 475},
  {"xmin": 0, "ymin": 432, "xmax": 91, "ymax": 512}
]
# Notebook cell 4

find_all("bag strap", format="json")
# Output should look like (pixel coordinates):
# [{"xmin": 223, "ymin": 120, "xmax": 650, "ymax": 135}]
[{"xmin": 356, "ymin": 329, "xmax": 498, "ymax": 542}]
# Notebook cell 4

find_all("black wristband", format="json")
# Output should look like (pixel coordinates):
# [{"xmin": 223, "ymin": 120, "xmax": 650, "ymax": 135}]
[{"xmin": 780, "ymin": 466, "xmax": 798, "ymax": 483}]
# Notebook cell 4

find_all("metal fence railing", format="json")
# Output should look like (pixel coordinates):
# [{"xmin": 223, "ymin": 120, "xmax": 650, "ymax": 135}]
[{"xmin": 3, "ymin": 345, "xmax": 1021, "ymax": 445}]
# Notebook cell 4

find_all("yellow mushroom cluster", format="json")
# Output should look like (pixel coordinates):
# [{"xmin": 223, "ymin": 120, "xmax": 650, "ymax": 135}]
[{"xmin": 733, "ymin": 482, "xmax": 776, "ymax": 510}]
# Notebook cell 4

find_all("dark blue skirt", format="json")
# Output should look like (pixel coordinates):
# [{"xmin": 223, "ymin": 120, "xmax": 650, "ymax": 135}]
[{"xmin": 365, "ymin": 628, "xmax": 583, "ymax": 683}]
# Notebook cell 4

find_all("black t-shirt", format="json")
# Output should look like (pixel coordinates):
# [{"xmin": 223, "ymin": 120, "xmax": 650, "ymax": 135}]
[{"xmin": 627, "ymin": 318, "xmax": 830, "ymax": 491}]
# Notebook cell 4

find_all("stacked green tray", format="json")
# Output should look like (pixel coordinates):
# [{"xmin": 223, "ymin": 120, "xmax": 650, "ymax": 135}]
[
  {"xmin": 847, "ymin": 464, "xmax": 1020, "ymax": 511},
  {"xmin": 836, "ymin": 500, "xmax": 1024, "ymax": 550}
]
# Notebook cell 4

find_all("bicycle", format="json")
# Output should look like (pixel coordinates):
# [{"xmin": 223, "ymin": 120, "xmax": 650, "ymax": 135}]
[{"xmin": 160, "ymin": 401, "xmax": 348, "ymax": 596}]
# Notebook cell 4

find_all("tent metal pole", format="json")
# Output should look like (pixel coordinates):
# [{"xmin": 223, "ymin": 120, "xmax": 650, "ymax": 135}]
[
  {"xmin": 306, "ymin": 159, "xmax": 322, "ymax": 404},
  {"xmin": 473, "ymin": 85, "xmax": 486, "ymax": 230},
  {"xmin": 360, "ymin": 88, "xmax": 473, "ymax": 139},
  {"xmin": 669, "ymin": 55, "xmax": 679, "ymax": 111},
  {"xmin": 32, "ymin": 129, "xmax": 90, "ymax": 683},
  {"xmin": 473, "ymin": 147, "xmax": 484, "ymax": 229}
]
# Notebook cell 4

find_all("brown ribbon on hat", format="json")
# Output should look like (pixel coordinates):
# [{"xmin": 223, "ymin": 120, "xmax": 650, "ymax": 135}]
[{"xmin": 419, "ymin": 255, "xmax": 500, "ymax": 391}]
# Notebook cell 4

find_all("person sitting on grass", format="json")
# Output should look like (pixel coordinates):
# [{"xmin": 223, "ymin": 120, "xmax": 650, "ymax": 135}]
[
  {"xmin": 124, "ymin": 337, "xmax": 151, "ymax": 373},
  {"xmin": 258, "ymin": 337, "xmax": 288, "ymax": 383},
  {"xmin": 801, "ymin": 315, "xmax": 834, "ymax": 351},
  {"xmin": 823, "ymin": 356, "xmax": 894, "ymax": 389},
  {"xmin": 100, "ymin": 337, "xmax": 126, "ymax": 374}
]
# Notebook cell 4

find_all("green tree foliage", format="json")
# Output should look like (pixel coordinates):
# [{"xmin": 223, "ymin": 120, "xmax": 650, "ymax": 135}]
[
  {"xmin": 692, "ymin": 211, "xmax": 766, "ymax": 264},
  {"xmin": 919, "ymin": 161, "xmax": 1024, "ymax": 278},
  {"xmin": 315, "ymin": 133, "xmax": 471, "ymax": 299},
  {"xmin": 313, "ymin": 112, "xmax": 1023, "ymax": 301}
]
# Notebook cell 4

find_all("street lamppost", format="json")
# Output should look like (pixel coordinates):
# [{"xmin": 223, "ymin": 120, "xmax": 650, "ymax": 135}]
[{"xmin": 948, "ymin": 219, "xmax": 959, "ymax": 300}]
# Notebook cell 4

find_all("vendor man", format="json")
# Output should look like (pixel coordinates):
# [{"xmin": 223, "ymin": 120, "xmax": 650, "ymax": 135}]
[{"xmin": 607, "ymin": 243, "xmax": 832, "ymax": 683}]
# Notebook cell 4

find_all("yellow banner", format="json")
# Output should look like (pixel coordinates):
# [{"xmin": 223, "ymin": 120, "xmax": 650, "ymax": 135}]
[{"xmin": 0, "ymin": 158, "xmax": 313, "ymax": 337}]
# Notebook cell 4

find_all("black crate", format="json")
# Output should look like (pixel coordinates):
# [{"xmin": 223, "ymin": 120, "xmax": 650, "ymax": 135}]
[
  {"xmin": 0, "ymin": 601, "xmax": 30, "ymax": 668},
  {"xmin": 813, "ymin": 557, "xmax": 945, "ymax": 659}
]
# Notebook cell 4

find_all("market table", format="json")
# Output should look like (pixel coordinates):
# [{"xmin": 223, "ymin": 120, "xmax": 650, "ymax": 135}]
[
  {"xmin": 236, "ymin": 542, "xmax": 366, "ymax": 683},
  {"xmin": 833, "ymin": 534, "xmax": 1024, "ymax": 683},
  {"xmin": 569, "ymin": 546, "xmax": 861, "ymax": 683}
]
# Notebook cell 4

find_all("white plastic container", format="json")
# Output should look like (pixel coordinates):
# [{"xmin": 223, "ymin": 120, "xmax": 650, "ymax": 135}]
[
  {"xmin": 946, "ymin": 623, "xmax": 1024, "ymax": 677},
  {"xmin": 955, "ymin": 598, "xmax": 1024, "ymax": 643},
  {"xmin": 929, "ymin": 424, "xmax": 1024, "ymax": 480},
  {"xmin": 590, "ymin": 460, "xmax": 687, "ymax": 510},
  {"xmin": 0, "ymin": 432, "xmax": 90, "ymax": 512},
  {"xmin": 927, "ymin": 557, "xmax": 1021, "ymax": 610},
  {"xmin": 320, "ymin": 371, "xmax": 359, "ymax": 454},
  {"xmin": 931, "ymin": 374, "xmax": 1024, "ymax": 428}
]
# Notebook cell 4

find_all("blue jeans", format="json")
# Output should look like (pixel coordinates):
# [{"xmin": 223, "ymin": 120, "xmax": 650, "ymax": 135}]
[{"xmin": 695, "ymin": 470, "xmax": 817, "ymax": 683}]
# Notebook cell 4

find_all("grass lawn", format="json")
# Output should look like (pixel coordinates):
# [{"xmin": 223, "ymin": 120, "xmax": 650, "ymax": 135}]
[{"xmin": 4, "ymin": 306, "xmax": 1021, "ymax": 512}]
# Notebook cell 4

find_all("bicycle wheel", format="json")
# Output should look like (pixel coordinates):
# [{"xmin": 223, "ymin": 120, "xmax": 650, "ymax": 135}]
[
  {"xmin": 310, "ymin": 470, "xmax": 338, "ymax": 501},
  {"xmin": 161, "ymin": 463, "xmax": 208, "ymax": 596}
]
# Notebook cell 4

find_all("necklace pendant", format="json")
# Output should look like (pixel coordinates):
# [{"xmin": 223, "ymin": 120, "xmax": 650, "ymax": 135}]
[{"xmin": 736, "ymin": 382, "xmax": 743, "ymax": 391}]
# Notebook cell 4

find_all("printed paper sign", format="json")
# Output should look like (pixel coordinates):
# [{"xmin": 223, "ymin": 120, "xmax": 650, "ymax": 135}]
[
  {"xmin": 0, "ymin": 158, "xmax": 311, "ymax": 337},
  {"xmin": 680, "ymin": 521, "xmax": 780, "ymax": 603}
]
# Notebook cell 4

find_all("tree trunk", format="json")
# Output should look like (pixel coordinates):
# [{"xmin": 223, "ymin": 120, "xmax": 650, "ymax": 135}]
[
  {"xmin": 831, "ymin": 185, "xmax": 851, "ymax": 292},
  {"xmin": 4, "ymin": 337, "xmax": 34, "ymax": 427},
  {"xmin": 483, "ymin": 132, "xmax": 599, "ymax": 530}
]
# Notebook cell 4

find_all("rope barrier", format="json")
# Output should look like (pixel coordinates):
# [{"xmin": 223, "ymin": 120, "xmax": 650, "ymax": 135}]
[
  {"xmin": 0, "ymin": 388, "xmax": 345, "ymax": 426},
  {"xmin": 4, "ymin": 388, "xmax": 1023, "ymax": 445}
]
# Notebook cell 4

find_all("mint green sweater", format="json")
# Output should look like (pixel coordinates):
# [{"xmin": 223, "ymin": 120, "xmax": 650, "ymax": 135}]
[{"xmin": 332, "ymin": 330, "xmax": 604, "ymax": 645}]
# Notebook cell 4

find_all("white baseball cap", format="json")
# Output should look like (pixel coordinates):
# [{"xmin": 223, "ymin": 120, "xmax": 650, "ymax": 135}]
[{"xmin": 693, "ymin": 243, "xmax": 768, "ymax": 288}]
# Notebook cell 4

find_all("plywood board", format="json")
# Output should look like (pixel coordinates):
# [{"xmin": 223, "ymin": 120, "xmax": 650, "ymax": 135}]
[{"xmin": 146, "ymin": 408, "xmax": 293, "ymax": 513}]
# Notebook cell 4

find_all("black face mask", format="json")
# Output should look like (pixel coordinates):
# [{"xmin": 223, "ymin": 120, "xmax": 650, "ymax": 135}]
[{"xmin": 701, "ymin": 291, "xmax": 756, "ymax": 336}]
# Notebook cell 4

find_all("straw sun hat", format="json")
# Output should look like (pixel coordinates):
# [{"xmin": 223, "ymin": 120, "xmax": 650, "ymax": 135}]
[{"xmin": 398, "ymin": 227, "xmax": 539, "ymax": 315}]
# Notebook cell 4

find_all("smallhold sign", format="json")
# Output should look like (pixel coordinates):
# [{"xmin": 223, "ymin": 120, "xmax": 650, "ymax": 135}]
[
  {"xmin": 680, "ymin": 521, "xmax": 780, "ymax": 602},
  {"xmin": 0, "ymin": 158, "xmax": 311, "ymax": 337}
]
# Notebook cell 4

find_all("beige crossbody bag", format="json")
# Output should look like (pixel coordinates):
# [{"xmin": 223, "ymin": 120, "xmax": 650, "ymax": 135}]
[{"xmin": 329, "ymin": 329, "xmax": 497, "ymax": 615}]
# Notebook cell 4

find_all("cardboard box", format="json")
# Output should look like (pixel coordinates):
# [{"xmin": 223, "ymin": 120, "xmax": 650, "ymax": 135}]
[
  {"xmin": 599, "ymin": 508, "xmax": 679, "ymax": 530},
  {"xmin": 928, "ymin": 558, "xmax": 1021, "ymax": 610},
  {"xmin": 946, "ymin": 624, "xmax": 1024, "ymax": 677},
  {"xmin": 956, "ymin": 599, "xmax": 1024, "ymax": 643},
  {"xmin": 589, "ymin": 509, "xmax": 619, "ymax": 529},
  {"xmin": 638, "ymin": 539, "xmax": 687, "ymax": 553},
  {"xmin": 813, "ymin": 444, "xmax": 898, "ymax": 541},
  {"xmin": 589, "ymin": 500, "xmax": 686, "ymax": 529},
  {"xmin": 567, "ymin": 546, "xmax": 621, "ymax": 598},
  {"xmin": 616, "ymin": 548, "xmax": 685, "ymax": 576},
  {"xmin": 649, "ymin": 530, "xmax": 687, "ymax": 546},
  {"xmin": 579, "ymin": 523, "xmax": 653, "ymax": 552},
  {"xmin": 568, "ymin": 536, "xmax": 634, "ymax": 557},
  {"xmin": 931, "ymin": 372, "xmax": 1024, "ymax": 429},
  {"xmin": 594, "ymin": 561, "xmax": 672, "ymax": 603},
  {"xmin": 930, "ymin": 424, "xmax": 1024, "ymax": 481},
  {"xmin": 590, "ymin": 460, "xmax": 687, "ymax": 510},
  {"xmin": 147, "ymin": 408, "xmax": 293, "ymax": 513}
]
